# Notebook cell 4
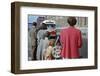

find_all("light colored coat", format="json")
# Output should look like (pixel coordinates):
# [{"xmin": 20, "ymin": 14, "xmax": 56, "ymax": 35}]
[
  {"xmin": 36, "ymin": 30, "xmax": 48, "ymax": 60},
  {"xmin": 28, "ymin": 26, "xmax": 37, "ymax": 60},
  {"xmin": 29, "ymin": 26, "xmax": 36, "ymax": 47}
]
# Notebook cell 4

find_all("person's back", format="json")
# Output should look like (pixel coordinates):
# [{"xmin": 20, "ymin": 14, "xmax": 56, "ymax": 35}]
[{"xmin": 60, "ymin": 17, "xmax": 82, "ymax": 59}]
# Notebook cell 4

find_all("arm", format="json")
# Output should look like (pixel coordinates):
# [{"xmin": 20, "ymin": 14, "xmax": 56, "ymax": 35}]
[
  {"xmin": 78, "ymin": 31, "xmax": 82, "ymax": 48},
  {"xmin": 60, "ymin": 30, "xmax": 64, "ymax": 46},
  {"xmin": 37, "ymin": 31, "xmax": 41, "ymax": 45}
]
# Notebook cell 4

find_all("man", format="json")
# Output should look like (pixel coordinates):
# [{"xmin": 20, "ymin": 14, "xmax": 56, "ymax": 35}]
[
  {"xmin": 60, "ymin": 17, "xmax": 82, "ymax": 59},
  {"xmin": 29, "ymin": 22, "xmax": 37, "ymax": 60}
]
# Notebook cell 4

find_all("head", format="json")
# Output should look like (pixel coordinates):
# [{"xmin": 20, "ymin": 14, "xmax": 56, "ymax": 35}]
[
  {"xmin": 49, "ymin": 39, "xmax": 56, "ymax": 46},
  {"xmin": 32, "ymin": 22, "xmax": 37, "ymax": 27},
  {"xmin": 67, "ymin": 17, "xmax": 77, "ymax": 26},
  {"xmin": 41, "ymin": 23, "xmax": 47, "ymax": 30}
]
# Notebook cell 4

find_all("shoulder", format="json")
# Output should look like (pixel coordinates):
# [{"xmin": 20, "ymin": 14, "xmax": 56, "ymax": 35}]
[
  {"xmin": 38, "ymin": 30, "xmax": 43, "ymax": 33},
  {"xmin": 61, "ymin": 28, "xmax": 68, "ymax": 32},
  {"xmin": 74, "ymin": 27, "xmax": 80, "ymax": 31},
  {"xmin": 47, "ymin": 46, "xmax": 53, "ymax": 50},
  {"xmin": 31, "ymin": 26, "xmax": 36, "ymax": 30},
  {"xmin": 75, "ymin": 27, "xmax": 82, "ymax": 34}
]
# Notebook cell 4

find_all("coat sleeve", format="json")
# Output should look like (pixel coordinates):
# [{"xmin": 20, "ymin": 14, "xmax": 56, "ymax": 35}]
[
  {"xmin": 60, "ymin": 30, "xmax": 64, "ymax": 46},
  {"xmin": 37, "ymin": 31, "xmax": 41, "ymax": 45},
  {"xmin": 78, "ymin": 31, "xmax": 82, "ymax": 48}
]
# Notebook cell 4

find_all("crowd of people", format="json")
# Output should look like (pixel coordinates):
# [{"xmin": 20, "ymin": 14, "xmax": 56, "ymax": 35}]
[{"xmin": 28, "ymin": 17, "xmax": 82, "ymax": 61}]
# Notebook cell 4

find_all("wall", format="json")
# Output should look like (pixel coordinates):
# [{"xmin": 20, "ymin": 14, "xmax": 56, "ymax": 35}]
[{"xmin": 0, "ymin": 0, "xmax": 100, "ymax": 76}]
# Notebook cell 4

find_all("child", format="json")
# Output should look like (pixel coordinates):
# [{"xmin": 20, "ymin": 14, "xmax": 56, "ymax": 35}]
[{"xmin": 44, "ymin": 37, "xmax": 56, "ymax": 60}]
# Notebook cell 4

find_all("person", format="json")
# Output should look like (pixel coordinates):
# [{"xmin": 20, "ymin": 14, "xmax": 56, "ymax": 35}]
[
  {"xmin": 43, "ymin": 21, "xmax": 57, "ymax": 60},
  {"xmin": 28, "ymin": 22, "xmax": 37, "ymax": 60},
  {"xmin": 60, "ymin": 17, "xmax": 82, "ymax": 59},
  {"xmin": 44, "ymin": 37, "xmax": 56, "ymax": 60},
  {"xmin": 36, "ymin": 20, "xmax": 57, "ymax": 60},
  {"xmin": 41, "ymin": 31, "xmax": 50, "ymax": 60},
  {"xmin": 36, "ymin": 23, "xmax": 48, "ymax": 60}
]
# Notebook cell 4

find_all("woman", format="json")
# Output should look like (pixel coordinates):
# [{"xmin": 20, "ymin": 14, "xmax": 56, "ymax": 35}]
[
  {"xmin": 60, "ymin": 17, "xmax": 82, "ymax": 59},
  {"xmin": 36, "ymin": 23, "xmax": 48, "ymax": 60}
]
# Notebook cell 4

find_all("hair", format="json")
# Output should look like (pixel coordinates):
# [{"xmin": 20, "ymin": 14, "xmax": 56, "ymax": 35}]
[
  {"xmin": 32, "ymin": 22, "xmax": 37, "ymax": 26},
  {"xmin": 41, "ymin": 23, "xmax": 47, "ymax": 30},
  {"xmin": 67, "ymin": 17, "xmax": 77, "ymax": 26}
]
